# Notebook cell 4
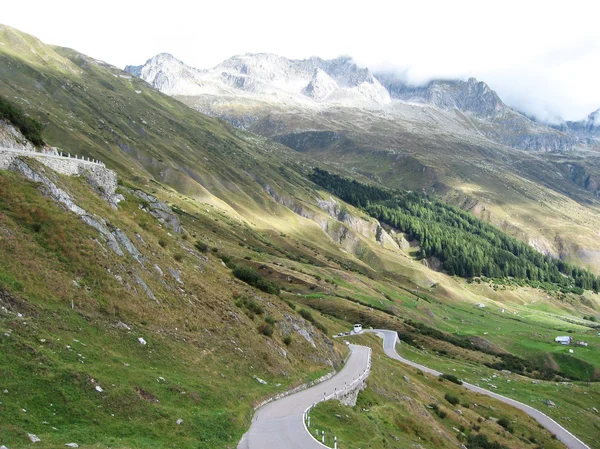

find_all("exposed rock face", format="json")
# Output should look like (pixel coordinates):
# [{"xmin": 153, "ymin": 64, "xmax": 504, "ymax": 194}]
[
  {"xmin": 132, "ymin": 190, "xmax": 182, "ymax": 233},
  {"xmin": 0, "ymin": 119, "xmax": 36, "ymax": 151},
  {"xmin": 126, "ymin": 52, "xmax": 391, "ymax": 106},
  {"xmin": 0, "ymin": 148, "xmax": 119, "ymax": 205},
  {"xmin": 378, "ymin": 76, "xmax": 506, "ymax": 119},
  {"xmin": 302, "ymin": 68, "xmax": 339, "ymax": 101},
  {"xmin": 377, "ymin": 74, "xmax": 575, "ymax": 151},
  {"xmin": 554, "ymin": 108, "xmax": 600, "ymax": 143},
  {"xmin": 7, "ymin": 158, "xmax": 142, "ymax": 261},
  {"xmin": 126, "ymin": 52, "xmax": 579, "ymax": 152}
]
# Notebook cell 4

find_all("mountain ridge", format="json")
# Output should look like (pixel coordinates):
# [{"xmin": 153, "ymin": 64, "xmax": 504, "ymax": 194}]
[{"xmin": 126, "ymin": 52, "xmax": 578, "ymax": 152}]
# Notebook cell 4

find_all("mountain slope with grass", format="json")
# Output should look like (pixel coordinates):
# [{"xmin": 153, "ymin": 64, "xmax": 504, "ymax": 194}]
[
  {"xmin": 126, "ymin": 52, "xmax": 600, "ymax": 272},
  {"xmin": 0, "ymin": 24, "xmax": 599, "ymax": 449}
]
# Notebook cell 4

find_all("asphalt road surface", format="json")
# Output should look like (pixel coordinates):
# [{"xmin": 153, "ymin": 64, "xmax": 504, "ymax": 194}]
[
  {"xmin": 238, "ymin": 344, "xmax": 371, "ymax": 449},
  {"xmin": 368, "ymin": 329, "xmax": 591, "ymax": 449}
]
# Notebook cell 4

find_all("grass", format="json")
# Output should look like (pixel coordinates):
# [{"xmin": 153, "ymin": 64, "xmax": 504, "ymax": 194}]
[
  {"xmin": 0, "ymin": 168, "xmax": 348, "ymax": 448},
  {"xmin": 0, "ymin": 23, "xmax": 600, "ymax": 449},
  {"xmin": 307, "ymin": 334, "xmax": 565, "ymax": 449}
]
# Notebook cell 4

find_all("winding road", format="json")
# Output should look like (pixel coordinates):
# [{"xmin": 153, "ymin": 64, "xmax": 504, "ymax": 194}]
[
  {"xmin": 238, "ymin": 330, "xmax": 590, "ymax": 449},
  {"xmin": 367, "ymin": 329, "xmax": 591, "ymax": 449},
  {"xmin": 238, "ymin": 344, "xmax": 371, "ymax": 449}
]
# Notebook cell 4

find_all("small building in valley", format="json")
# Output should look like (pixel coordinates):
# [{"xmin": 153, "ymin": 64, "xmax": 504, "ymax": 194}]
[{"xmin": 555, "ymin": 336, "xmax": 572, "ymax": 345}]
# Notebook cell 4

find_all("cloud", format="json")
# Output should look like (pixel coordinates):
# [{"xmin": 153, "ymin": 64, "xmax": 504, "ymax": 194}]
[{"xmin": 2, "ymin": 0, "xmax": 600, "ymax": 122}]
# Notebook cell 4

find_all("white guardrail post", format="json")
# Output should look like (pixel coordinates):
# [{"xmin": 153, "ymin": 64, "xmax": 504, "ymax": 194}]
[{"xmin": 0, "ymin": 147, "xmax": 105, "ymax": 167}]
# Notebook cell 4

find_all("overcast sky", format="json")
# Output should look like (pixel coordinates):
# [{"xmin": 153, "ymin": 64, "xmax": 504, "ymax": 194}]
[{"xmin": 3, "ymin": 0, "xmax": 600, "ymax": 122}]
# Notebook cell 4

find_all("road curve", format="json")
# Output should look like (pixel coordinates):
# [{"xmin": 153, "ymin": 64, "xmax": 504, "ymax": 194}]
[
  {"xmin": 366, "ymin": 329, "xmax": 591, "ymax": 449},
  {"xmin": 238, "ymin": 344, "xmax": 371, "ymax": 449}
]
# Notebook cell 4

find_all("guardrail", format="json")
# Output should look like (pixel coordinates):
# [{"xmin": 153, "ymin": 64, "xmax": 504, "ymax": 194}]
[
  {"xmin": 0, "ymin": 147, "xmax": 105, "ymax": 167},
  {"xmin": 302, "ymin": 346, "xmax": 372, "ymax": 449}
]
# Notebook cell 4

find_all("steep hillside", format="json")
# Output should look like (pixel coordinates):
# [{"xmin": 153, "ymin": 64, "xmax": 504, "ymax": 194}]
[
  {"xmin": 1, "ymin": 24, "xmax": 600, "ymax": 449},
  {"xmin": 125, "ymin": 51, "xmax": 600, "ymax": 270}
]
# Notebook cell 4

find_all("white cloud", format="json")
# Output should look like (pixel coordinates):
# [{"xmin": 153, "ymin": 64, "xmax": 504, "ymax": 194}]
[{"xmin": 2, "ymin": 0, "xmax": 600, "ymax": 121}]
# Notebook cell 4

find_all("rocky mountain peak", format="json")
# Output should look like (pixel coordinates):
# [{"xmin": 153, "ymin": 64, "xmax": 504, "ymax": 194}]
[
  {"xmin": 302, "ymin": 68, "xmax": 339, "ymax": 101},
  {"xmin": 378, "ymin": 74, "xmax": 506, "ymax": 119}
]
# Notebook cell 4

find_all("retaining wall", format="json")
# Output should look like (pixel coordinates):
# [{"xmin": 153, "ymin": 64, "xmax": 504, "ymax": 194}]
[{"xmin": 0, "ymin": 147, "xmax": 117, "ymax": 195}]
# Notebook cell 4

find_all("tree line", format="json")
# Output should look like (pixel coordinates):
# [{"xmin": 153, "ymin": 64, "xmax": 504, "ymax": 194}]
[{"xmin": 310, "ymin": 169, "xmax": 600, "ymax": 293}]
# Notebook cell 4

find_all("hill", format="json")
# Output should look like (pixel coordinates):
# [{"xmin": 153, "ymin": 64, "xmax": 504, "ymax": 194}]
[
  {"xmin": 126, "ymin": 52, "xmax": 600, "ymax": 272},
  {"xmin": 0, "ymin": 24, "xmax": 599, "ymax": 448}
]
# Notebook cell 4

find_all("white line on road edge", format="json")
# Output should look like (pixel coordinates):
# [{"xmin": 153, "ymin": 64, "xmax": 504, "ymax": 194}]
[{"xmin": 302, "ymin": 346, "xmax": 372, "ymax": 449}]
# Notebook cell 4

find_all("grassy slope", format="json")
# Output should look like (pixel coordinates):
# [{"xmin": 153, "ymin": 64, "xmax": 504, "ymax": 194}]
[
  {"xmin": 0, "ymin": 24, "xmax": 599, "ymax": 448},
  {"xmin": 197, "ymin": 102, "xmax": 600, "ymax": 272},
  {"xmin": 0, "ymin": 166, "xmax": 346, "ymax": 448},
  {"xmin": 309, "ymin": 334, "xmax": 566, "ymax": 449}
]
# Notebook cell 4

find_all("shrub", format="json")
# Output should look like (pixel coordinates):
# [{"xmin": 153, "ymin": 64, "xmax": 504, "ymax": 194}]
[
  {"xmin": 439, "ymin": 373, "xmax": 463, "ymax": 385},
  {"xmin": 444, "ymin": 393, "xmax": 460, "ymax": 406},
  {"xmin": 299, "ymin": 309, "xmax": 314, "ymax": 321},
  {"xmin": 235, "ymin": 297, "xmax": 264, "ymax": 316},
  {"xmin": 265, "ymin": 316, "xmax": 276, "ymax": 325},
  {"xmin": 232, "ymin": 266, "xmax": 280, "ymax": 295},
  {"xmin": 173, "ymin": 253, "xmax": 183, "ymax": 262},
  {"xmin": 258, "ymin": 322, "xmax": 274, "ymax": 337},
  {"xmin": 158, "ymin": 238, "xmax": 167, "ymax": 248},
  {"xmin": 466, "ymin": 434, "xmax": 509, "ymax": 449},
  {"xmin": 283, "ymin": 335, "xmax": 292, "ymax": 346},
  {"xmin": 429, "ymin": 403, "xmax": 446, "ymax": 419},
  {"xmin": 0, "ymin": 95, "xmax": 45, "ymax": 147},
  {"xmin": 194, "ymin": 241, "xmax": 209, "ymax": 253},
  {"xmin": 497, "ymin": 417, "xmax": 514, "ymax": 433}
]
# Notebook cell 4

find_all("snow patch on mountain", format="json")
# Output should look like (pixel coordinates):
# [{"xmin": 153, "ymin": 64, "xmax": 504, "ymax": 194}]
[
  {"xmin": 302, "ymin": 69, "xmax": 338, "ymax": 101},
  {"xmin": 127, "ymin": 52, "xmax": 391, "ymax": 108}
]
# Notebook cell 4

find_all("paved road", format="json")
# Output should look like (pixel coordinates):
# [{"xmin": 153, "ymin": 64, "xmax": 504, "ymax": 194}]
[
  {"xmin": 367, "ymin": 329, "xmax": 591, "ymax": 449},
  {"xmin": 238, "ymin": 344, "xmax": 371, "ymax": 449}
]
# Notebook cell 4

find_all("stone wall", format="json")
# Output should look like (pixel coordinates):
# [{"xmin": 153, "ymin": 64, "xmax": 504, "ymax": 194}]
[{"xmin": 0, "ymin": 148, "xmax": 117, "ymax": 195}]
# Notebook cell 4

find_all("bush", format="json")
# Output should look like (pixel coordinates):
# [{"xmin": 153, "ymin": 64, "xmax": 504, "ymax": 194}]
[
  {"xmin": 234, "ymin": 297, "xmax": 264, "ymax": 316},
  {"xmin": 0, "ymin": 95, "xmax": 45, "ymax": 147},
  {"xmin": 283, "ymin": 299, "xmax": 296, "ymax": 310},
  {"xmin": 265, "ymin": 316, "xmax": 276, "ymax": 325},
  {"xmin": 439, "ymin": 373, "xmax": 463, "ymax": 385},
  {"xmin": 173, "ymin": 253, "xmax": 183, "ymax": 262},
  {"xmin": 497, "ymin": 417, "xmax": 514, "ymax": 433},
  {"xmin": 466, "ymin": 434, "xmax": 509, "ymax": 449},
  {"xmin": 299, "ymin": 309, "xmax": 314, "ymax": 321},
  {"xmin": 429, "ymin": 403, "xmax": 446, "ymax": 419},
  {"xmin": 194, "ymin": 241, "xmax": 209, "ymax": 253},
  {"xmin": 232, "ymin": 266, "xmax": 280, "ymax": 295},
  {"xmin": 158, "ymin": 238, "xmax": 167, "ymax": 248},
  {"xmin": 283, "ymin": 335, "xmax": 292, "ymax": 346},
  {"xmin": 444, "ymin": 393, "xmax": 460, "ymax": 406},
  {"xmin": 258, "ymin": 322, "xmax": 274, "ymax": 337}
]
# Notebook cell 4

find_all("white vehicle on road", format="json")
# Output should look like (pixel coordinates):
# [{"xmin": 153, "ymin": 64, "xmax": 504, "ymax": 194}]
[{"xmin": 353, "ymin": 324, "xmax": 362, "ymax": 333}]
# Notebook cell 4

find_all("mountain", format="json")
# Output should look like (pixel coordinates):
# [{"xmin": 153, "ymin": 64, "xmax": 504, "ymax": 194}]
[
  {"xmin": 126, "ymin": 52, "xmax": 600, "ymax": 269},
  {"xmin": 125, "ymin": 53, "xmax": 391, "ymax": 107},
  {"xmin": 551, "ymin": 108, "xmax": 600, "ymax": 144},
  {"xmin": 127, "ymin": 53, "xmax": 574, "ymax": 152},
  {"xmin": 1, "ymin": 24, "xmax": 600, "ymax": 449}
]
